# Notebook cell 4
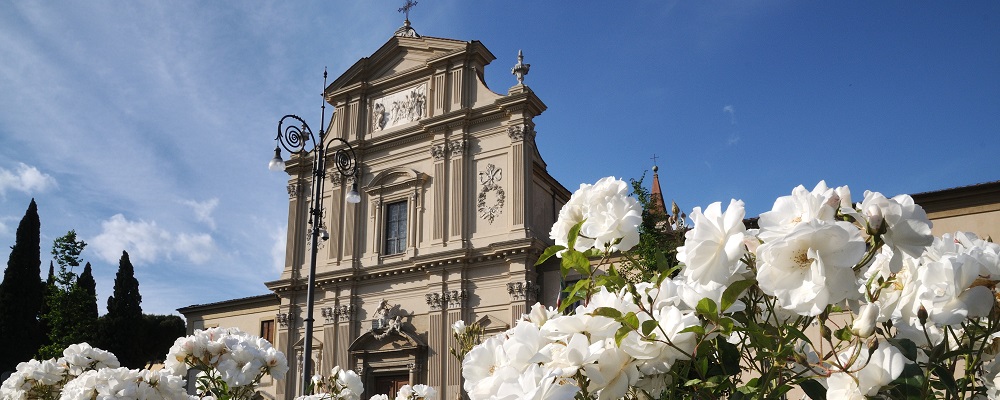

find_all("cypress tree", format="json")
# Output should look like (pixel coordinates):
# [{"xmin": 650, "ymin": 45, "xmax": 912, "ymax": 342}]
[
  {"xmin": 102, "ymin": 250, "xmax": 143, "ymax": 368},
  {"xmin": 71, "ymin": 263, "xmax": 99, "ymax": 343},
  {"xmin": 0, "ymin": 199, "xmax": 44, "ymax": 371}
]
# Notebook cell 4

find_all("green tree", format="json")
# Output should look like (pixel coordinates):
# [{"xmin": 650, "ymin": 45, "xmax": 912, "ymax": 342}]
[
  {"xmin": 138, "ymin": 314, "xmax": 185, "ymax": 367},
  {"xmin": 38, "ymin": 231, "xmax": 97, "ymax": 358},
  {"xmin": 622, "ymin": 174, "xmax": 687, "ymax": 282},
  {"xmin": 37, "ymin": 262, "xmax": 56, "ymax": 352},
  {"xmin": 0, "ymin": 199, "xmax": 45, "ymax": 371},
  {"xmin": 100, "ymin": 250, "xmax": 144, "ymax": 368},
  {"xmin": 51, "ymin": 230, "xmax": 86, "ymax": 274}
]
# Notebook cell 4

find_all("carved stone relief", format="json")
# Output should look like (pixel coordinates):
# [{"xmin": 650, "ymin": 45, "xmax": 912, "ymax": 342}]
[
  {"xmin": 445, "ymin": 290, "xmax": 467, "ymax": 309},
  {"xmin": 425, "ymin": 289, "xmax": 466, "ymax": 310},
  {"xmin": 371, "ymin": 84, "xmax": 427, "ymax": 132},
  {"xmin": 507, "ymin": 281, "xmax": 540, "ymax": 302},
  {"xmin": 430, "ymin": 144, "xmax": 445, "ymax": 161},
  {"xmin": 446, "ymin": 140, "xmax": 466, "ymax": 157},
  {"xmin": 425, "ymin": 292, "xmax": 443, "ymax": 311},
  {"xmin": 369, "ymin": 299, "xmax": 402, "ymax": 340},
  {"xmin": 336, "ymin": 304, "xmax": 355, "ymax": 323},
  {"xmin": 322, "ymin": 304, "xmax": 354, "ymax": 323},
  {"xmin": 321, "ymin": 307, "xmax": 336, "ymax": 324},
  {"xmin": 507, "ymin": 124, "xmax": 535, "ymax": 142},
  {"xmin": 477, "ymin": 164, "xmax": 505, "ymax": 224},
  {"xmin": 287, "ymin": 182, "xmax": 305, "ymax": 199},
  {"xmin": 507, "ymin": 125, "xmax": 524, "ymax": 141}
]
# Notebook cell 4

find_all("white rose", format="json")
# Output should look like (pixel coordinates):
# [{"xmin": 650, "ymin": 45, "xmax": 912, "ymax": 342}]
[
  {"xmin": 525, "ymin": 302, "xmax": 559, "ymax": 327},
  {"xmin": 827, "ymin": 340, "xmax": 911, "ymax": 398},
  {"xmin": 411, "ymin": 384, "xmax": 435, "ymax": 399},
  {"xmin": 852, "ymin": 303, "xmax": 879, "ymax": 338},
  {"xmin": 756, "ymin": 220, "xmax": 866, "ymax": 316},
  {"xmin": 676, "ymin": 199, "xmax": 748, "ymax": 288},
  {"xmin": 582, "ymin": 346, "xmax": 641, "ymax": 400},
  {"xmin": 452, "ymin": 320, "xmax": 466, "ymax": 336},
  {"xmin": 550, "ymin": 177, "xmax": 642, "ymax": 254},
  {"xmin": 858, "ymin": 191, "xmax": 933, "ymax": 272},
  {"xmin": 915, "ymin": 251, "xmax": 994, "ymax": 326},
  {"xmin": 462, "ymin": 335, "xmax": 507, "ymax": 399},
  {"xmin": 338, "ymin": 367, "xmax": 364, "ymax": 399},
  {"xmin": 758, "ymin": 181, "xmax": 840, "ymax": 242}
]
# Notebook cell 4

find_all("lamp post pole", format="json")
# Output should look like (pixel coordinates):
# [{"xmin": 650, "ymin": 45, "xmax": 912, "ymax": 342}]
[{"xmin": 270, "ymin": 72, "xmax": 361, "ymax": 395}]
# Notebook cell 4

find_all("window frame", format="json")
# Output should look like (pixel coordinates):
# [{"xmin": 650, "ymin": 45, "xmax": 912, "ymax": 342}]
[
  {"xmin": 383, "ymin": 200, "xmax": 408, "ymax": 255},
  {"xmin": 260, "ymin": 319, "xmax": 275, "ymax": 345}
]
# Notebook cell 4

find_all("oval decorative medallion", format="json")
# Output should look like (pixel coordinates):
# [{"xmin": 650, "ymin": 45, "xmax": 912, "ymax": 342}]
[{"xmin": 477, "ymin": 164, "xmax": 505, "ymax": 224}]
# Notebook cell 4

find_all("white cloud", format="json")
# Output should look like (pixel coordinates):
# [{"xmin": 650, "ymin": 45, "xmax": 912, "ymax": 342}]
[
  {"xmin": 90, "ymin": 214, "xmax": 216, "ymax": 267},
  {"xmin": 175, "ymin": 233, "xmax": 215, "ymax": 264},
  {"xmin": 181, "ymin": 198, "xmax": 219, "ymax": 229},
  {"xmin": 723, "ymin": 105, "xmax": 737, "ymax": 125},
  {"xmin": 0, "ymin": 163, "xmax": 57, "ymax": 196}
]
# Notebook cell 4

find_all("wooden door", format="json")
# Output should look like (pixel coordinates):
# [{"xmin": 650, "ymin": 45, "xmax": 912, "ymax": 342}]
[{"xmin": 374, "ymin": 374, "xmax": 409, "ymax": 397}]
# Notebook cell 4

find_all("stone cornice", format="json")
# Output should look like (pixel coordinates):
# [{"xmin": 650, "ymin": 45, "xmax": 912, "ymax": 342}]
[
  {"xmin": 912, "ymin": 181, "xmax": 1000, "ymax": 216},
  {"xmin": 265, "ymin": 240, "xmax": 548, "ymax": 294},
  {"xmin": 362, "ymin": 127, "xmax": 429, "ymax": 156},
  {"xmin": 494, "ymin": 86, "xmax": 547, "ymax": 117}
]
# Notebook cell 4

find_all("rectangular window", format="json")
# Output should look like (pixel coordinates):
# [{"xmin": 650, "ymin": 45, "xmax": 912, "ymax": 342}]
[
  {"xmin": 260, "ymin": 320, "xmax": 275, "ymax": 344},
  {"xmin": 384, "ymin": 201, "xmax": 407, "ymax": 255}
]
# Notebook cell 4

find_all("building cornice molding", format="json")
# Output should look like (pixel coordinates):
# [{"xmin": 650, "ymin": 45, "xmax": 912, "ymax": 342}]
[{"xmin": 912, "ymin": 181, "xmax": 1000, "ymax": 216}]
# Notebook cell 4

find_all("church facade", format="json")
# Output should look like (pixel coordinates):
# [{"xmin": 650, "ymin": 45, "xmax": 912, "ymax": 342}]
[{"xmin": 179, "ymin": 23, "xmax": 570, "ymax": 399}]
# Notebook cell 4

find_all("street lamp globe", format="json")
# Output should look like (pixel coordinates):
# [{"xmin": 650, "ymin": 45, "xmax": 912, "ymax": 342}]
[
  {"xmin": 346, "ymin": 182, "xmax": 361, "ymax": 204},
  {"xmin": 268, "ymin": 147, "xmax": 285, "ymax": 171}
]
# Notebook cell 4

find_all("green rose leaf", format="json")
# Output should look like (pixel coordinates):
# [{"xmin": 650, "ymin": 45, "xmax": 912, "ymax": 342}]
[
  {"xmin": 696, "ymin": 298, "xmax": 719, "ymax": 319},
  {"xmin": 721, "ymin": 278, "xmax": 756, "ymax": 313},
  {"xmin": 536, "ymin": 245, "xmax": 566, "ymax": 266},
  {"xmin": 591, "ymin": 307, "xmax": 623, "ymax": 320},
  {"xmin": 566, "ymin": 219, "xmax": 586, "ymax": 251}
]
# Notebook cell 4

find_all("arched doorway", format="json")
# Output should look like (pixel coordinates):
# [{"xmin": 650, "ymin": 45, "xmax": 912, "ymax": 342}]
[{"xmin": 348, "ymin": 327, "xmax": 427, "ymax": 398}]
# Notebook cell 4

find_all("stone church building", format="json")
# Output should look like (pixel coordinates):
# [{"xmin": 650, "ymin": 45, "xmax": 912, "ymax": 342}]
[{"xmin": 179, "ymin": 20, "xmax": 572, "ymax": 399}]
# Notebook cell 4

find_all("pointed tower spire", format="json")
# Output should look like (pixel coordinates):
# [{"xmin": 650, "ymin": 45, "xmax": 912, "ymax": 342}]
[{"xmin": 649, "ymin": 157, "xmax": 666, "ymax": 216}]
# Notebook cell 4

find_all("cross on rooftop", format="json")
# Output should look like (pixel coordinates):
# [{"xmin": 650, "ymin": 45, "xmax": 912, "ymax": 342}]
[
  {"xmin": 651, "ymin": 154, "xmax": 659, "ymax": 167},
  {"xmin": 398, "ymin": 0, "xmax": 418, "ymax": 20}
]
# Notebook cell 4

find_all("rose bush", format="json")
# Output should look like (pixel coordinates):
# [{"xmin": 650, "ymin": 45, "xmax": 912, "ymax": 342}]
[
  {"xmin": 461, "ymin": 177, "xmax": 1000, "ymax": 399},
  {"xmin": 296, "ymin": 370, "xmax": 436, "ymax": 400},
  {"xmin": 297, "ymin": 366, "xmax": 364, "ymax": 400},
  {"xmin": 1, "ymin": 327, "xmax": 288, "ymax": 400}
]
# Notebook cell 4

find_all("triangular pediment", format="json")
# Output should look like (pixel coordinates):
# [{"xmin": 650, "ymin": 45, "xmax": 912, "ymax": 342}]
[{"xmin": 326, "ymin": 36, "xmax": 494, "ymax": 96}]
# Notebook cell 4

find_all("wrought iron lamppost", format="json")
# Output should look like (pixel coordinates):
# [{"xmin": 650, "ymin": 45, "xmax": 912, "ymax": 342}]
[{"xmin": 269, "ymin": 73, "xmax": 361, "ymax": 394}]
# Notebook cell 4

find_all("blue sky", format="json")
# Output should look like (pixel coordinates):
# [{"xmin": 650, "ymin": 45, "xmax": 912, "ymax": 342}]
[{"xmin": 1, "ymin": 1, "xmax": 997, "ymax": 316}]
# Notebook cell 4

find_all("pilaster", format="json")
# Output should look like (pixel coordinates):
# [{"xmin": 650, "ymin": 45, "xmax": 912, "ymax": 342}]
[
  {"xmin": 327, "ymin": 173, "xmax": 343, "ymax": 263},
  {"xmin": 448, "ymin": 138, "xmax": 467, "ymax": 245},
  {"xmin": 426, "ymin": 290, "xmax": 445, "ymax": 393},
  {"xmin": 431, "ymin": 141, "xmax": 447, "ymax": 243},
  {"xmin": 286, "ymin": 179, "xmax": 309, "ymax": 278},
  {"xmin": 445, "ymin": 290, "xmax": 466, "ymax": 400},
  {"xmin": 344, "ymin": 175, "xmax": 358, "ymax": 260}
]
